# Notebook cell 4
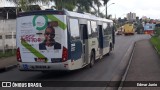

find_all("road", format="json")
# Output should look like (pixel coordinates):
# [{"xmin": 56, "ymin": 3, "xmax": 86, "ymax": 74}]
[{"xmin": 0, "ymin": 34, "xmax": 150, "ymax": 90}]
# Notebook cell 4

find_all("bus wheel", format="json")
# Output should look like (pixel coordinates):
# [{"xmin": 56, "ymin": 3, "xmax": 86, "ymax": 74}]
[{"xmin": 90, "ymin": 51, "xmax": 95, "ymax": 68}]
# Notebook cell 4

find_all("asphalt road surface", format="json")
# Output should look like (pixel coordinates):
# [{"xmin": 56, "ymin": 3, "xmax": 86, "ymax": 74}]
[{"xmin": 0, "ymin": 34, "xmax": 150, "ymax": 90}]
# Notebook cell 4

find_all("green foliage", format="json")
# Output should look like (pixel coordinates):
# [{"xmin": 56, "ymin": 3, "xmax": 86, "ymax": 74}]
[
  {"xmin": 6, "ymin": 0, "xmax": 112, "ymax": 18},
  {"xmin": 154, "ymin": 27, "xmax": 160, "ymax": 37},
  {"xmin": 150, "ymin": 36, "xmax": 160, "ymax": 54},
  {"xmin": 6, "ymin": 0, "xmax": 43, "ymax": 11},
  {"xmin": 77, "ymin": 0, "xmax": 93, "ymax": 13},
  {"xmin": 53, "ymin": 0, "xmax": 76, "ymax": 10},
  {"xmin": 6, "ymin": 0, "xmax": 110, "ymax": 18},
  {"xmin": 0, "ymin": 50, "xmax": 16, "ymax": 58},
  {"xmin": 6, "ymin": 0, "xmax": 77, "ymax": 11},
  {"xmin": 113, "ymin": 24, "xmax": 117, "ymax": 31}
]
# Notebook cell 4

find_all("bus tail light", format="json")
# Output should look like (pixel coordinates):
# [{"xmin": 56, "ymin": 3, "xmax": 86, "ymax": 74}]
[
  {"xmin": 62, "ymin": 47, "xmax": 68, "ymax": 62},
  {"xmin": 16, "ymin": 47, "xmax": 22, "ymax": 62}
]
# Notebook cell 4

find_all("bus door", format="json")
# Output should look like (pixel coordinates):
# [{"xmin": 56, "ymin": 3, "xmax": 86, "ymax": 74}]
[
  {"xmin": 112, "ymin": 24, "xmax": 115, "ymax": 45},
  {"xmin": 98, "ymin": 25, "xmax": 103, "ymax": 56},
  {"xmin": 69, "ymin": 18, "xmax": 83, "ymax": 66},
  {"xmin": 80, "ymin": 24, "xmax": 89, "ymax": 66}
]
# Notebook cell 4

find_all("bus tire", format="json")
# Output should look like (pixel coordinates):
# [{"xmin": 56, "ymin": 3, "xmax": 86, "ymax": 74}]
[{"xmin": 90, "ymin": 51, "xmax": 95, "ymax": 68}]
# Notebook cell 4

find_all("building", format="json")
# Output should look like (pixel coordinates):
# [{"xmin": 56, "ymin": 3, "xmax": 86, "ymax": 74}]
[
  {"xmin": 0, "ymin": 5, "xmax": 41, "ymax": 50},
  {"xmin": 126, "ymin": 12, "xmax": 136, "ymax": 22},
  {"xmin": 142, "ymin": 16, "xmax": 147, "ymax": 20},
  {"xmin": 143, "ymin": 23, "xmax": 155, "ymax": 34},
  {"xmin": 0, "ymin": 7, "xmax": 17, "ymax": 50}
]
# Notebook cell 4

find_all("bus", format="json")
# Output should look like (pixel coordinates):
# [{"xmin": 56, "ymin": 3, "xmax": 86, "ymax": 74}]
[
  {"xmin": 144, "ymin": 23, "xmax": 155, "ymax": 34},
  {"xmin": 16, "ymin": 10, "xmax": 115, "ymax": 71},
  {"xmin": 123, "ymin": 22, "xmax": 135, "ymax": 35}
]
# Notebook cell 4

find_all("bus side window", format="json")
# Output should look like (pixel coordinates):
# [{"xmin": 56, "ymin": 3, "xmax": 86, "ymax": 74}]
[
  {"xmin": 80, "ymin": 24, "xmax": 88, "ymax": 41},
  {"xmin": 109, "ymin": 23, "xmax": 113, "ymax": 34},
  {"xmin": 69, "ymin": 18, "xmax": 80, "ymax": 41},
  {"xmin": 103, "ymin": 23, "xmax": 108, "ymax": 35},
  {"xmin": 91, "ymin": 21, "xmax": 98, "ymax": 37},
  {"xmin": 87, "ymin": 21, "xmax": 92, "ymax": 38},
  {"xmin": 107, "ymin": 23, "xmax": 111, "ymax": 34}
]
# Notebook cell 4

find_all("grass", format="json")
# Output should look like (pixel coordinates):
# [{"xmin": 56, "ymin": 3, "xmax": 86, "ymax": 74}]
[
  {"xmin": 150, "ymin": 36, "xmax": 160, "ymax": 54},
  {"xmin": 0, "ymin": 50, "xmax": 16, "ymax": 58}
]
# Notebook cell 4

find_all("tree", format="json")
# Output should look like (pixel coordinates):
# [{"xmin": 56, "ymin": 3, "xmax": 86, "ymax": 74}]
[
  {"xmin": 6, "ymin": 0, "xmax": 77, "ymax": 11},
  {"xmin": 118, "ymin": 17, "xmax": 123, "ymax": 27},
  {"xmin": 76, "ymin": 0, "xmax": 93, "ymax": 13},
  {"xmin": 102, "ymin": 0, "xmax": 110, "ymax": 18},
  {"xmin": 118, "ymin": 17, "xmax": 122, "ymax": 23},
  {"xmin": 6, "ymin": 0, "xmax": 102, "ymax": 16},
  {"xmin": 6, "ymin": 0, "xmax": 45, "ymax": 11},
  {"xmin": 136, "ymin": 17, "xmax": 139, "ymax": 21},
  {"xmin": 91, "ymin": 11, "xmax": 105, "ymax": 18},
  {"xmin": 154, "ymin": 25, "xmax": 160, "ymax": 37},
  {"xmin": 99, "ymin": 12, "xmax": 105, "ymax": 18},
  {"xmin": 51, "ymin": 0, "xmax": 76, "ymax": 11},
  {"xmin": 123, "ymin": 17, "xmax": 127, "ymax": 22},
  {"xmin": 93, "ymin": 0, "xmax": 102, "ymax": 16}
]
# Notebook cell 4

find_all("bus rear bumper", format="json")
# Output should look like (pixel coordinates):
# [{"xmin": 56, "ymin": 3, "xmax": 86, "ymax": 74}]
[{"xmin": 18, "ymin": 62, "xmax": 70, "ymax": 71}]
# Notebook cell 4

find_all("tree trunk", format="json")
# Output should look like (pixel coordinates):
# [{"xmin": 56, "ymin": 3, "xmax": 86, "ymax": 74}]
[{"xmin": 98, "ymin": 6, "xmax": 100, "ymax": 17}]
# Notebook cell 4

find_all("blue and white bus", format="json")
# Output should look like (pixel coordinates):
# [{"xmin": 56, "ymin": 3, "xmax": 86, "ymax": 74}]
[
  {"xmin": 16, "ymin": 10, "xmax": 115, "ymax": 71},
  {"xmin": 144, "ymin": 23, "xmax": 155, "ymax": 34}
]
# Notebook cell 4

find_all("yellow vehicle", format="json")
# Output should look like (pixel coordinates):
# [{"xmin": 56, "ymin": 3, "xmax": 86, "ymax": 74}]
[{"xmin": 123, "ymin": 23, "xmax": 135, "ymax": 35}]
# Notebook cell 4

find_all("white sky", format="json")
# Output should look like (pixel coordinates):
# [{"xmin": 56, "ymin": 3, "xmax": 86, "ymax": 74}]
[
  {"xmin": 102, "ymin": 0, "xmax": 160, "ymax": 19},
  {"xmin": 1, "ymin": 0, "xmax": 160, "ymax": 19}
]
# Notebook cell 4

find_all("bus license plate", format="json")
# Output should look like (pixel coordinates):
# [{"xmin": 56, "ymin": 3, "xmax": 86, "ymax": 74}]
[{"xmin": 35, "ymin": 58, "xmax": 47, "ymax": 62}]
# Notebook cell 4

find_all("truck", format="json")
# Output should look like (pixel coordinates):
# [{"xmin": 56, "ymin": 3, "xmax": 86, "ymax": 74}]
[{"xmin": 123, "ymin": 23, "xmax": 135, "ymax": 35}]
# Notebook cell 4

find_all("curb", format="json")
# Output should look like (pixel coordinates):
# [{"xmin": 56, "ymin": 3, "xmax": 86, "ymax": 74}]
[
  {"xmin": 149, "ymin": 39, "xmax": 160, "ymax": 57},
  {"xmin": 153, "ymin": 46, "xmax": 160, "ymax": 55},
  {"xmin": 150, "ymin": 37, "xmax": 160, "ymax": 55},
  {"xmin": 105, "ymin": 41, "xmax": 136, "ymax": 90},
  {"xmin": 118, "ymin": 42, "xmax": 136, "ymax": 90},
  {"xmin": 151, "ymin": 43, "xmax": 160, "ymax": 55},
  {"xmin": 0, "ymin": 64, "xmax": 17, "ymax": 73}
]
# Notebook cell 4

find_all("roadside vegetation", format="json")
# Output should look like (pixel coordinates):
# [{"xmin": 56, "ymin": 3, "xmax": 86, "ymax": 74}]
[
  {"xmin": 150, "ymin": 27, "xmax": 160, "ymax": 54},
  {"xmin": 6, "ymin": 0, "xmax": 110, "ymax": 18},
  {"xmin": 0, "ymin": 50, "xmax": 16, "ymax": 58}
]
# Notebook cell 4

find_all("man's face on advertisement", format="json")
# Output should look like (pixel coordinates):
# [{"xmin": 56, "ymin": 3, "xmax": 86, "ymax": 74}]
[{"xmin": 44, "ymin": 27, "xmax": 55, "ymax": 41}]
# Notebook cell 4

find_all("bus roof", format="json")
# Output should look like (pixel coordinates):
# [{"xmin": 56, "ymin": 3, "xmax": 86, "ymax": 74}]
[
  {"xmin": 65, "ymin": 10, "xmax": 112, "ymax": 23},
  {"xmin": 18, "ymin": 10, "xmax": 113, "ymax": 23}
]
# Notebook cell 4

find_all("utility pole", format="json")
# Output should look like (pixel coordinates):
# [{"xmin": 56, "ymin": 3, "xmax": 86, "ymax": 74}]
[
  {"xmin": 105, "ymin": 3, "xmax": 115, "ymax": 19},
  {"xmin": 106, "ymin": 4, "xmax": 108, "ymax": 19},
  {"xmin": 2, "ymin": 20, "xmax": 5, "ymax": 54}
]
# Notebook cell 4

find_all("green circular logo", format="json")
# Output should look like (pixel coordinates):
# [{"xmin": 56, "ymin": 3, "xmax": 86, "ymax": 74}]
[{"xmin": 33, "ymin": 15, "xmax": 48, "ymax": 31}]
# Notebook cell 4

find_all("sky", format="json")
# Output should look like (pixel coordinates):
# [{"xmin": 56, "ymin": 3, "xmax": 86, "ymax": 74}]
[
  {"xmin": 103, "ymin": 0, "xmax": 160, "ymax": 19},
  {"xmin": 0, "ymin": 0, "xmax": 160, "ymax": 19}
]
